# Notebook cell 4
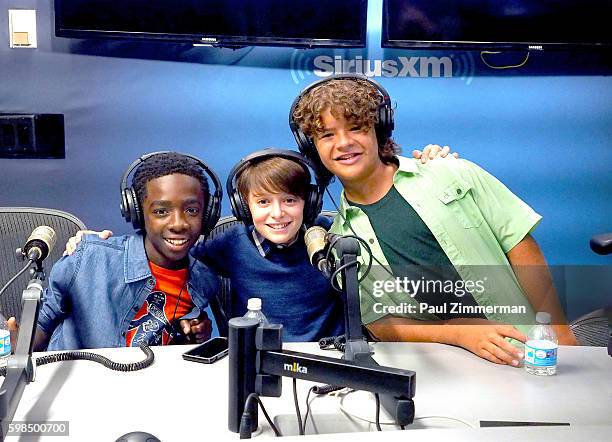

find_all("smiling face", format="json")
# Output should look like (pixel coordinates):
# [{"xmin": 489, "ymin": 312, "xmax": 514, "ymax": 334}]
[
  {"xmin": 248, "ymin": 190, "xmax": 305, "ymax": 245},
  {"xmin": 142, "ymin": 173, "xmax": 205, "ymax": 269},
  {"xmin": 314, "ymin": 108, "xmax": 384, "ymax": 187}
]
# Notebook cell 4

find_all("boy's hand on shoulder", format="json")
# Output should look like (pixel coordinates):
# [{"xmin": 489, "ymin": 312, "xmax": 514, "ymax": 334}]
[
  {"xmin": 412, "ymin": 144, "xmax": 460, "ymax": 164},
  {"xmin": 180, "ymin": 311, "xmax": 212, "ymax": 343},
  {"xmin": 64, "ymin": 230, "xmax": 114, "ymax": 256}
]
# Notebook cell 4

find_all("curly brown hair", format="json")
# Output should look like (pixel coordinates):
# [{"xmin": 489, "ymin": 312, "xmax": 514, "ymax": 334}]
[{"xmin": 292, "ymin": 78, "xmax": 400, "ymax": 164}]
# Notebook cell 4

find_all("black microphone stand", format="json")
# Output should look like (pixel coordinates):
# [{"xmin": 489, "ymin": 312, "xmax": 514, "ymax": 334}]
[
  {"xmin": 332, "ymin": 236, "xmax": 416, "ymax": 426},
  {"xmin": 0, "ymin": 259, "xmax": 45, "ymax": 440},
  {"xmin": 227, "ymin": 318, "xmax": 416, "ymax": 435},
  {"xmin": 228, "ymin": 235, "xmax": 417, "ymax": 436}
]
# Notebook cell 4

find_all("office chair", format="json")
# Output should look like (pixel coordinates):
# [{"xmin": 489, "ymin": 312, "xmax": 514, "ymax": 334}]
[
  {"xmin": 0, "ymin": 207, "xmax": 87, "ymax": 322},
  {"xmin": 569, "ymin": 307, "xmax": 612, "ymax": 347},
  {"xmin": 206, "ymin": 215, "xmax": 243, "ymax": 337}
]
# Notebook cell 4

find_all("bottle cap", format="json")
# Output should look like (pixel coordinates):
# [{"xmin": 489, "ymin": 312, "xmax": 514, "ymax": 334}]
[
  {"xmin": 535, "ymin": 311, "xmax": 551, "ymax": 325},
  {"xmin": 247, "ymin": 298, "xmax": 262, "ymax": 311}
]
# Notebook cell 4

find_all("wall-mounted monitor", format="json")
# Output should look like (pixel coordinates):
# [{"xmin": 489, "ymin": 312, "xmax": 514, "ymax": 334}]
[
  {"xmin": 55, "ymin": 0, "xmax": 368, "ymax": 48},
  {"xmin": 382, "ymin": 0, "xmax": 612, "ymax": 51}
]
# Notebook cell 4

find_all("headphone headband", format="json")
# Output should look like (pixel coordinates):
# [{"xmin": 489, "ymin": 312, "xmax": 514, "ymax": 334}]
[
  {"xmin": 119, "ymin": 151, "xmax": 222, "ymax": 237},
  {"xmin": 288, "ymin": 73, "xmax": 393, "ymax": 124},
  {"xmin": 289, "ymin": 73, "xmax": 395, "ymax": 180},
  {"xmin": 226, "ymin": 148, "xmax": 326, "ymax": 227}
]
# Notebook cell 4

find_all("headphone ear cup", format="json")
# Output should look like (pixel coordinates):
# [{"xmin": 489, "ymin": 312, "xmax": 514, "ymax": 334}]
[
  {"xmin": 296, "ymin": 133, "xmax": 334, "ymax": 185},
  {"xmin": 228, "ymin": 189, "xmax": 243, "ymax": 223},
  {"xmin": 201, "ymin": 194, "xmax": 213, "ymax": 235},
  {"xmin": 377, "ymin": 103, "xmax": 394, "ymax": 142},
  {"xmin": 303, "ymin": 184, "xmax": 323, "ymax": 226},
  {"xmin": 127, "ymin": 187, "xmax": 142, "ymax": 230},
  {"xmin": 237, "ymin": 191, "xmax": 252, "ymax": 224},
  {"xmin": 229, "ymin": 186, "xmax": 251, "ymax": 225},
  {"xmin": 293, "ymin": 124, "xmax": 315, "ymax": 160},
  {"xmin": 204, "ymin": 193, "xmax": 221, "ymax": 237},
  {"xmin": 120, "ymin": 189, "xmax": 131, "ymax": 223},
  {"xmin": 209, "ymin": 194, "xmax": 221, "ymax": 234}
]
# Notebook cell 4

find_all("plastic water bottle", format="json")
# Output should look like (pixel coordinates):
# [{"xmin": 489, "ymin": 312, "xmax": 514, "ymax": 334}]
[
  {"xmin": 524, "ymin": 311, "xmax": 558, "ymax": 376},
  {"xmin": 0, "ymin": 314, "xmax": 11, "ymax": 367},
  {"xmin": 243, "ymin": 298, "xmax": 269, "ymax": 325}
]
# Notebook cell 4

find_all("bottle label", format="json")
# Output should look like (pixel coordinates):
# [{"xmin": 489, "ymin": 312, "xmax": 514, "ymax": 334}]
[
  {"xmin": 525, "ymin": 340, "xmax": 557, "ymax": 367},
  {"xmin": 0, "ymin": 330, "xmax": 10, "ymax": 357}
]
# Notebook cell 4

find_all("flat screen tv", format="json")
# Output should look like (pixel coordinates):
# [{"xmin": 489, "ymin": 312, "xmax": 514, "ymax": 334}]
[
  {"xmin": 55, "ymin": 0, "xmax": 367, "ymax": 48},
  {"xmin": 382, "ymin": 0, "xmax": 612, "ymax": 51}
]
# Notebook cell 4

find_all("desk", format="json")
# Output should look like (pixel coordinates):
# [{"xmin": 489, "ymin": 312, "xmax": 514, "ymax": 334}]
[{"xmin": 7, "ymin": 343, "xmax": 612, "ymax": 441}]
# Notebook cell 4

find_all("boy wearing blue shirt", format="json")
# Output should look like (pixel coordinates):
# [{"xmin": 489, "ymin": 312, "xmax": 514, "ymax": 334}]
[{"xmin": 195, "ymin": 150, "xmax": 344, "ymax": 341}]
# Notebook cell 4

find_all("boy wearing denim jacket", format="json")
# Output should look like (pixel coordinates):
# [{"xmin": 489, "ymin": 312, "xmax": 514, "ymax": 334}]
[{"xmin": 9, "ymin": 152, "xmax": 219, "ymax": 351}]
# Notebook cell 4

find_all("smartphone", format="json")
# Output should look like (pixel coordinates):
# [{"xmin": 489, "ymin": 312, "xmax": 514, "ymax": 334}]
[{"xmin": 182, "ymin": 337, "xmax": 229, "ymax": 364}]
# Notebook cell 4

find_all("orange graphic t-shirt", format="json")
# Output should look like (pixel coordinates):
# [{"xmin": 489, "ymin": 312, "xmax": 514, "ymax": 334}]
[{"xmin": 126, "ymin": 262, "xmax": 195, "ymax": 346}]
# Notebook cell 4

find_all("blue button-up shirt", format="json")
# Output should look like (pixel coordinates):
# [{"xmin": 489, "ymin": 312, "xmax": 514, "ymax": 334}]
[{"xmin": 37, "ymin": 234, "xmax": 219, "ymax": 350}]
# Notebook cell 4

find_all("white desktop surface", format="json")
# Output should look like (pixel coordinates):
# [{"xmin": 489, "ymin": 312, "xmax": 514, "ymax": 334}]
[{"xmin": 6, "ymin": 342, "xmax": 612, "ymax": 441}]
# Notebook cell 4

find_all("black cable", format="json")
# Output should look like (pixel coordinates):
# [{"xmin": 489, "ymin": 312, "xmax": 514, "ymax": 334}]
[
  {"xmin": 325, "ymin": 235, "xmax": 373, "ymax": 283},
  {"xmin": 302, "ymin": 386, "xmax": 315, "ymax": 432},
  {"xmin": 318, "ymin": 334, "xmax": 347, "ymax": 353},
  {"xmin": 318, "ymin": 336, "xmax": 335, "ymax": 348},
  {"xmin": 374, "ymin": 393, "xmax": 382, "ymax": 431},
  {"xmin": 312, "ymin": 384, "xmax": 344, "ymax": 395},
  {"xmin": 239, "ymin": 393, "xmax": 281, "ymax": 438},
  {"xmin": 302, "ymin": 384, "xmax": 346, "ymax": 434},
  {"xmin": 167, "ymin": 258, "xmax": 199, "ymax": 344},
  {"xmin": 0, "ymin": 343, "xmax": 154, "ymax": 377},
  {"xmin": 326, "ymin": 188, "xmax": 396, "ymax": 281},
  {"xmin": 333, "ymin": 335, "xmax": 346, "ymax": 352},
  {"xmin": 0, "ymin": 260, "xmax": 33, "ymax": 299},
  {"xmin": 292, "ymin": 378, "xmax": 304, "ymax": 435}
]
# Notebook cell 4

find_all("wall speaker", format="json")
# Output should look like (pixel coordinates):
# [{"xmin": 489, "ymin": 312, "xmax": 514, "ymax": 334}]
[{"xmin": 0, "ymin": 113, "xmax": 65, "ymax": 159}]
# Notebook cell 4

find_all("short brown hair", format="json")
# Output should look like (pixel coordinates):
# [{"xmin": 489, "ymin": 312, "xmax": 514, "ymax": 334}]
[
  {"xmin": 292, "ymin": 78, "xmax": 400, "ymax": 164},
  {"xmin": 236, "ymin": 157, "xmax": 310, "ymax": 202}
]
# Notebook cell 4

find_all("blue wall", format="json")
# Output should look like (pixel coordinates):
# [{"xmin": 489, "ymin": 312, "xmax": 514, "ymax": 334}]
[{"xmin": 1, "ymin": 1, "xmax": 611, "ymax": 317}]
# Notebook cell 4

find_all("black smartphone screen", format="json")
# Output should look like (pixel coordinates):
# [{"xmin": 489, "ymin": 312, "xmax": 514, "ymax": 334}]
[{"xmin": 182, "ymin": 337, "xmax": 228, "ymax": 363}]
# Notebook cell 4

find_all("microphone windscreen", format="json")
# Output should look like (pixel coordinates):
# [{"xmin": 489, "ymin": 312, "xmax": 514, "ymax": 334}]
[
  {"xmin": 304, "ymin": 225, "xmax": 327, "ymax": 265},
  {"xmin": 26, "ymin": 226, "xmax": 57, "ymax": 258}
]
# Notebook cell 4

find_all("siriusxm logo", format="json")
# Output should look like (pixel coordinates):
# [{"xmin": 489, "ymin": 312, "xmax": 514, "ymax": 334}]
[
  {"xmin": 314, "ymin": 55, "xmax": 452, "ymax": 78},
  {"xmin": 290, "ymin": 51, "xmax": 475, "ymax": 85},
  {"xmin": 283, "ymin": 362, "xmax": 308, "ymax": 374}
]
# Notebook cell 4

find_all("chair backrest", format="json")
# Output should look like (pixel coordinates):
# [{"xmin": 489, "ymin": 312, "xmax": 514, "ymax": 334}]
[
  {"xmin": 0, "ymin": 207, "xmax": 87, "ymax": 321},
  {"xmin": 569, "ymin": 307, "xmax": 612, "ymax": 347},
  {"xmin": 206, "ymin": 215, "xmax": 244, "ymax": 337}
]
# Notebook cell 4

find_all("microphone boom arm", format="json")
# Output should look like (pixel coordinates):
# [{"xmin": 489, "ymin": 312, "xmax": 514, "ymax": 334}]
[
  {"xmin": 227, "ymin": 318, "xmax": 416, "ymax": 435},
  {"xmin": 0, "ymin": 270, "xmax": 44, "ymax": 439}
]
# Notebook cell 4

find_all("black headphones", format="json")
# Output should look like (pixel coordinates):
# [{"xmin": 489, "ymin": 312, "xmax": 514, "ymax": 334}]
[
  {"xmin": 119, "ymin": 151, "xmax": 222, "ymax": 237},
  {"xmin": 226, "ymin": 148, "xmax": 326, "ymax": 227},
  {"xmin": 288, "ymin": 73, "xmax": 395, "ymax": 177}
]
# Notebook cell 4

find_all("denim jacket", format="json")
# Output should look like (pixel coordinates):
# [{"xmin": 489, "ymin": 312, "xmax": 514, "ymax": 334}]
[{"xmin": 37, "ymin": 234, "xmax": 219, "ymax": 350}]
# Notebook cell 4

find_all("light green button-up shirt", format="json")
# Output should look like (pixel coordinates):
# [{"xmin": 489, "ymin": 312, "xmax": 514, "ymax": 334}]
[{"xmin": 330, "ymin": 156, "xmax": 541, "ymax": 333}]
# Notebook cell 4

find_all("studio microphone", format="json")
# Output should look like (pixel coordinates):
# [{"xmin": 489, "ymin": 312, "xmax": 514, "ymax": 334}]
[
  {"xmin": 304, "ymin": 226, "xmax": 341, "ymax": 278},
  {"xmin": 22, "ymin": 226, "xmax": 57, "ymax": 262},
  {"xmin": 304, "ymin": 226, "xmax": 328, "ymax": 272}
]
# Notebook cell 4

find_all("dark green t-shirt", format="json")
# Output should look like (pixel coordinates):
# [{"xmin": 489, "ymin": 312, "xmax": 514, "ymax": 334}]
[{"xmin": 349, "ymin": 186, "xmax": 484, "ymax": 319}]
